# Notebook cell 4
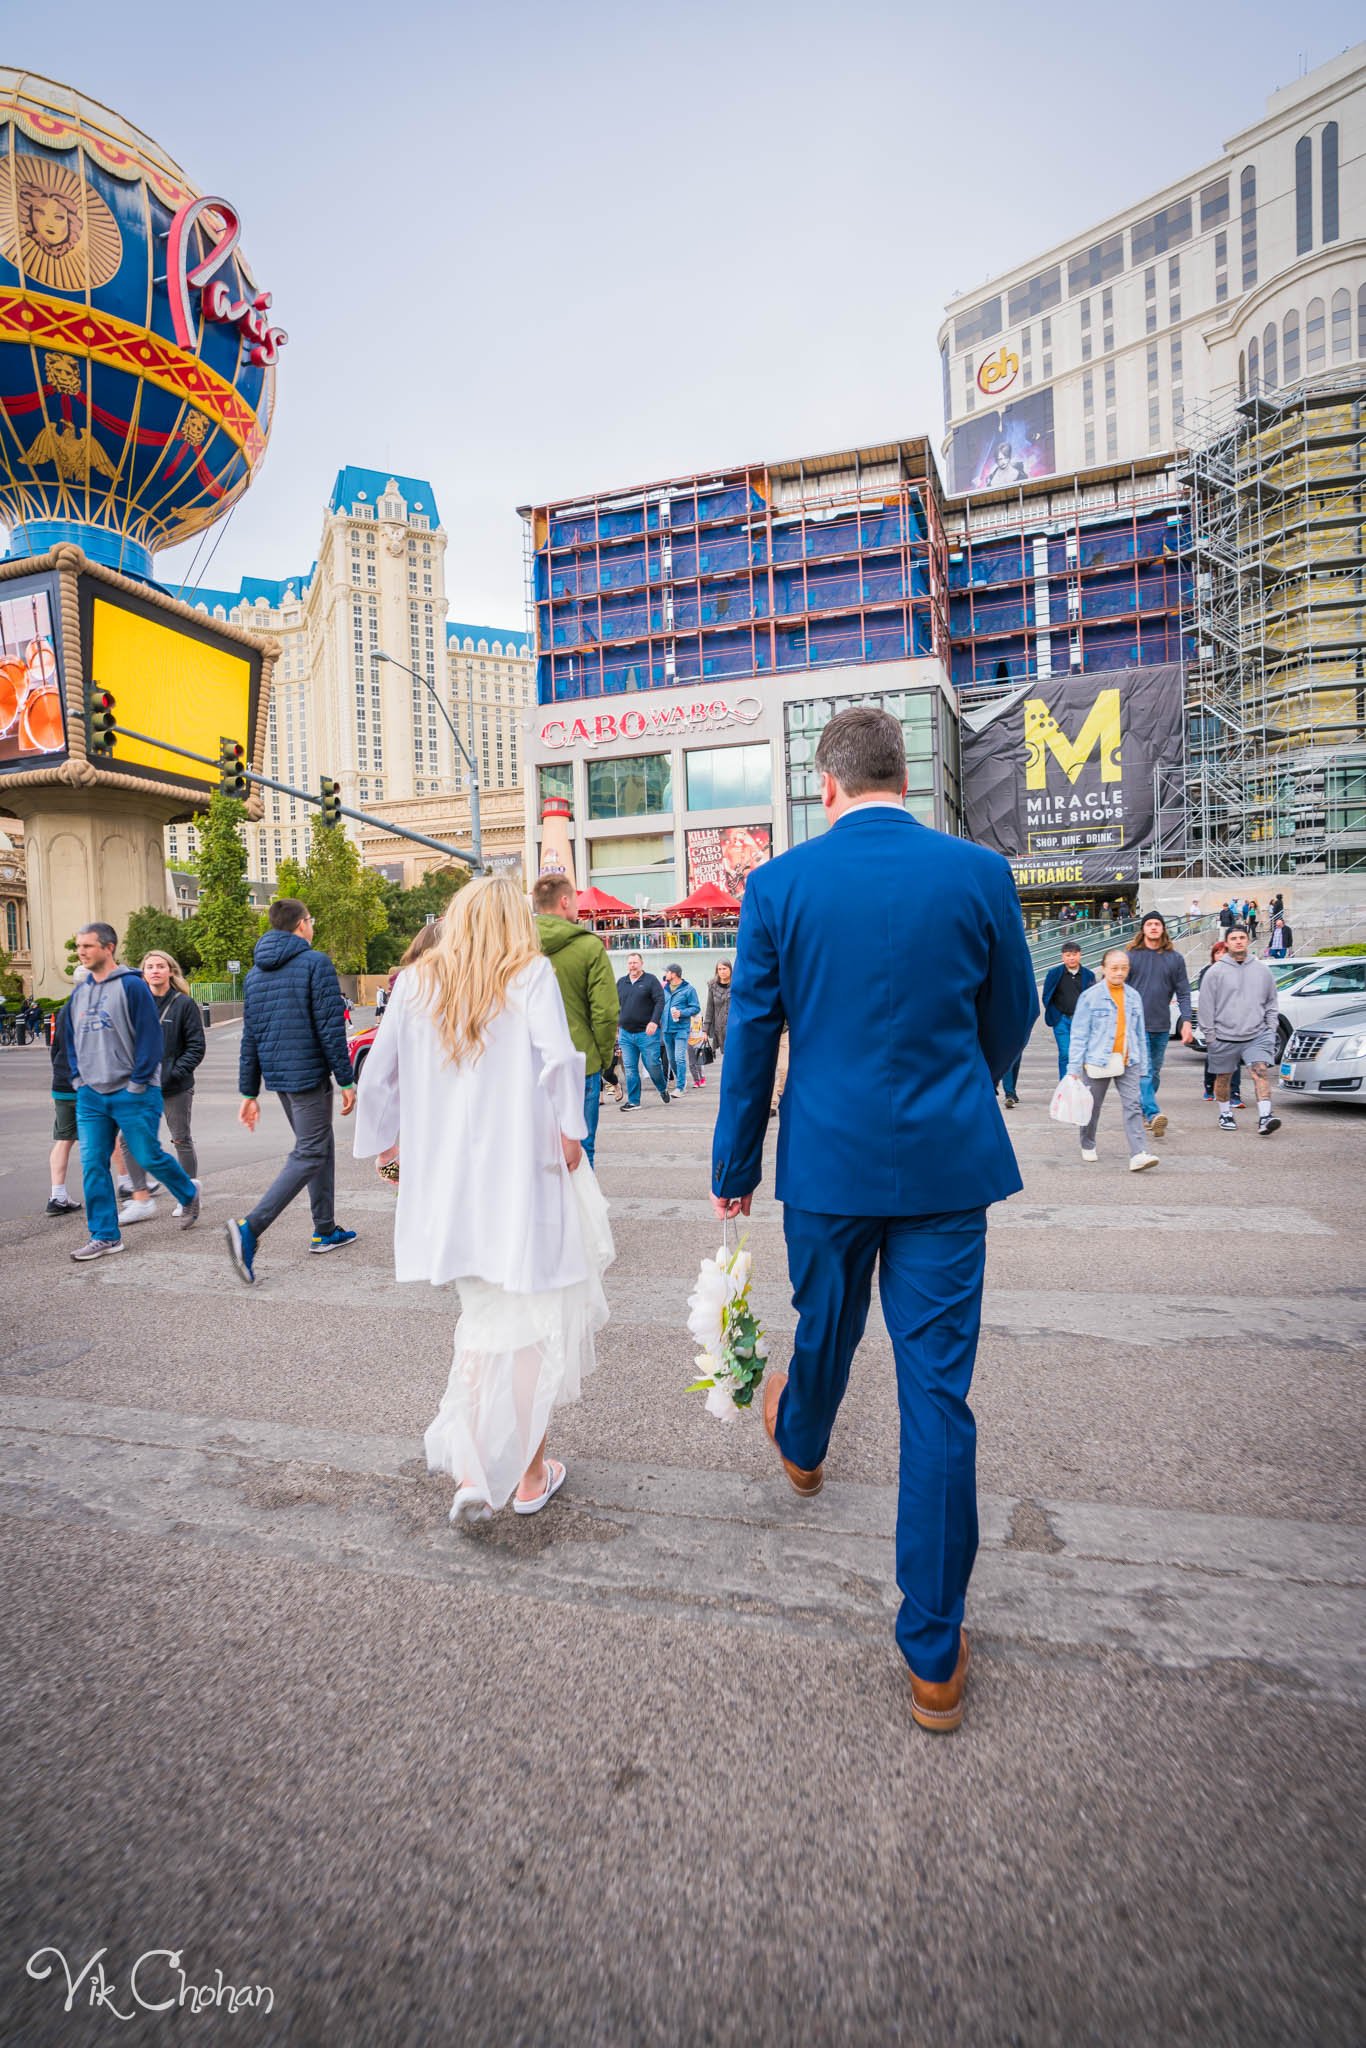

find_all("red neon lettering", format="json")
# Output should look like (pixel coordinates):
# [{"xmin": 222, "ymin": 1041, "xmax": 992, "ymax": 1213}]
[
  {"xmin": 166, "ymin": 194, "xmax": 288, "ymax": 366},
  {"xmin": 620, "ymin": 711, "xmax": 646, "ymax": 739},
  {"xmin": 593, "ymin": 714, "xmax": 619, "ymax": 743},
  {"xmin": 568, "ymin": 719, "xmax": 591, "ymax": 744}
]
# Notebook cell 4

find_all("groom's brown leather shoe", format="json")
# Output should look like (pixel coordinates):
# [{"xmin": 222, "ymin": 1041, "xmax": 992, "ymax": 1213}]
[
  {"xmin": 909, "ymin": 1632, "xmax": 970, "ymax": 1733},
  {"xmin": 762, "ymin": 1372, "xmax": 824, "ymax": 1497}
]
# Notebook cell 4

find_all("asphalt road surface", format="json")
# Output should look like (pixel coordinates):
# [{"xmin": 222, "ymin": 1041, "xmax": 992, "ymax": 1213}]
[{"xmin": 1, "ymin": 1021, "xmax": 1363, "ymax": 2046}]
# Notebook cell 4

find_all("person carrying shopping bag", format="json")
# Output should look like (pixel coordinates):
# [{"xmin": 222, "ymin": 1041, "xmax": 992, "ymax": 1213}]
[{"xmin": 1068, "ymin": 947, "xmax": 1160, "ymax": 1173}]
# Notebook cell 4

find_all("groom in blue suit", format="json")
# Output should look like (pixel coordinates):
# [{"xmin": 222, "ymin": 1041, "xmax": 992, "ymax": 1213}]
[{"xmin": 711, "ymin": 706, "xmax": 1037, "ymax": 1730}]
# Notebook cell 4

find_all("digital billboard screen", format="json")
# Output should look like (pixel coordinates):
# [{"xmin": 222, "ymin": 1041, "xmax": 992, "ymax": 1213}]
[
  {"xmin": 0, "ymin": 573, "xmax": 67, "ymax": 772},
  {"xmin": 80, "ymin": 577, "xmax": 260, "ymax": 795},
  {"xmin": 685, "ymin": 823, "xmax": 771, "ymax": 901},
  {"xmin": 951, "ymin": 390, "xmax": 1056, "ymax": 494}
]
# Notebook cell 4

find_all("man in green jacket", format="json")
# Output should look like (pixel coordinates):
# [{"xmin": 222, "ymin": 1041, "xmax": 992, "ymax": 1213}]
[{"xmin": 532, "ymin": 872, "xmax": 620, "ymax": 1169}]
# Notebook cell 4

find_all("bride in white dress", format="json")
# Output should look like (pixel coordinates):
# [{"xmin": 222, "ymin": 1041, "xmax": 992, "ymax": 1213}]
[{"xmin": 353, "ymin": 876, "xmax": 613, "ymax": 1521}]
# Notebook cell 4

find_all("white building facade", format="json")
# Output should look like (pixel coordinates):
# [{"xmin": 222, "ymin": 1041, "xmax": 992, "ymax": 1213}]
[
  {"xmin": 938, "ymin": 45, "xmax": 1366, "ymax": 492},
  {"xmin": 165, "ymin": 469, "xmax": 532, "ymax": 883}
]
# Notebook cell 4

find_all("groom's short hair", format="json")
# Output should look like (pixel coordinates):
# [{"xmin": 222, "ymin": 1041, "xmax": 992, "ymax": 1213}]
[{"xmin": 815, "ymin": 705, "xmax": 906, "ymax": 796}]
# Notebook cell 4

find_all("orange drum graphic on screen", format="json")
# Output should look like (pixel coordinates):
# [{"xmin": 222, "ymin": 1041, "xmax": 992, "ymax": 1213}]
[
  {"xmin": 0, "ymin": 656, "xmax": 24, "ymax": 735},
  {"xmin": 24, "ymin": 637, "xmax": 58, "ymax": 684},
  {"xmin": 19, "ymin": 680, "xmax": 63, "ymax": 753}
]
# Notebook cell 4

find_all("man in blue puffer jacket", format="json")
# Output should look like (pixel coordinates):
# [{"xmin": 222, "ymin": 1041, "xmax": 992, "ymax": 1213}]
[{"xmin": 226, "ymin": 898, "xmax": 357, "ymax": 1286}]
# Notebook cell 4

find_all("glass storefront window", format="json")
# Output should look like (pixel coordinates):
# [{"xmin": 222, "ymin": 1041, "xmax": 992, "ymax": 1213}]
[
  {"xmin": 586, "ymin": 753, "xmax": 671, "ymax": 820},
  {"xmin": 538, "ymin": 762, "xmax": 573, "ymax": 806},
  {"xmin": 685, "ymin": 743, "xmax": 771, "ymax": 811},
  {"xmin": 783, "ymin": 686, "xmax": 959, "ymax": 842},
  {"xmin": 589, "ymin": 832, "xmax": 675, "ymax": 907}
]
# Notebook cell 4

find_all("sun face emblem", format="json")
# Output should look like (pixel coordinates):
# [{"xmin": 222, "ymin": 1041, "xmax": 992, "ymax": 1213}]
[{"xmin": 0, "ymin": 154, "xmax": 122, "ymax": 292}]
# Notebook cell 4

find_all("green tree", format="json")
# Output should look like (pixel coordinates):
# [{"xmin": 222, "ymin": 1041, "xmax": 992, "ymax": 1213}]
[
  {"xmin": 194, "ymin": 792, "xmax": 259, "ymax": 978},
  {"xmin": 64, "ymin": 934, "xmax": 78, "ymax": 979},
  {"xmin": 275, "ymin": 829, "xmax": 387, "ymax": 973},
  {"xmin": 124, "ymin": 904, "xmax": 200, "ymax": 973},
  {"xmin": 0, "ymin": 949, "xmax": 22, "ymax": 1004},
  {"xmin": 365, "ymin": 865, "xmax": 469, "ymax": 974}
]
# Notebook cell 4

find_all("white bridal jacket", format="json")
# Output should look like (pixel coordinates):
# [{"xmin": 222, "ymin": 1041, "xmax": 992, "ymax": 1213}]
[{"xmin": 352, "ymin": 956, "xmax": 591, "ymax": 1294}]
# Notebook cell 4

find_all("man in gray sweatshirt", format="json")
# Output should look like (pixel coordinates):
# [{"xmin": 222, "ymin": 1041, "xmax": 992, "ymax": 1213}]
[
  {"xmin": 1124, "ymin": 912, "xmax": 1193, "ymax": 1137},
  {"xmin": 67, "ymin": 921, "xmax": 201, "ymax": 1260},
  {"xmin": 1196, "ymin": 925, "xmax": 1281, "ymax": 1136}
]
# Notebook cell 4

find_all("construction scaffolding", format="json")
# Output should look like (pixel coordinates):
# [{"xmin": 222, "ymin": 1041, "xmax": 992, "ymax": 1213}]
[
  {"xmin": 1181, "ymin": 376, "xmax": 1366, "ymax": 876},
  {"xmin": 945, "ymin": 458, "xmax": 1188, "ymax": 704},
  {"xmin": 518, "ymin": 439, "xmax": 947, "ymax": 708}
]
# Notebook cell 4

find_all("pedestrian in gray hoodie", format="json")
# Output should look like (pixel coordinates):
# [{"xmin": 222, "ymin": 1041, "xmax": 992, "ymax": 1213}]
[
  {"xmin": 66, "ymin": 922, "xmax": 201, "ymax": 1260},
  {"xmin": 1197, "ymin": 924, "xmax": 1281, "ymax": 1136}
]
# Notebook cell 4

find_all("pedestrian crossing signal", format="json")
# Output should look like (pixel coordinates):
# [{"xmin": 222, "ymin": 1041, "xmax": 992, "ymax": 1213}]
[
  {"xmin": 319, "ymin": 776, "xmax": 341, "ymax": 828},
  {"xmin": 218, "ymin": 735, "xmax": 248, "ymax": 801},
  {"xmin": 86, "ymin": 687, "xmax": 116, "ymax": 755}
]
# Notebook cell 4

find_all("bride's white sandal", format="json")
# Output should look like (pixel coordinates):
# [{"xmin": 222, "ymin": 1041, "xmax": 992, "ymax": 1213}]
[
  {"xmin": 513, "ymin": 1459, "xmax": 567, "ymax": 1517},
  {"xmin": 450, "ymin": 1486, "xmax": 493, "ymax": 1524}
]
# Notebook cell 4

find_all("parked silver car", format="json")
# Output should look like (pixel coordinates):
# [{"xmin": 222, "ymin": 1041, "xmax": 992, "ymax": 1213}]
[
  {"xmin": 1280, "ymin": 999, "xmax": 1366, "ymax": 1104},
  {"xmin": 1275, "ymin": 957, "xmax": 1366, "ymax": 1059}
]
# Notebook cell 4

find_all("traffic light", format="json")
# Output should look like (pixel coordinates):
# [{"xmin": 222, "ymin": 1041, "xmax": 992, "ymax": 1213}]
[
  {"xmin": 86, "ymin": 687, "xmax": 116, "ymax": 755},
  {"xmin": 319, "ymin": 776, "xmax": 341, "ymax": 829},
  {"xmin": 218, "ymin": 736, "xmax": 248, "ymax": 801}
]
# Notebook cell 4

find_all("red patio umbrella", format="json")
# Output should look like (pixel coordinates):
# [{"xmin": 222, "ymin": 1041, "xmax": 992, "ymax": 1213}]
[
  {"xmin": 577, "ymin": 885, "xmax": 634, "ymax": 916},
  {"xmin": 661, "ymin": 880, "xmax": 743, "ymax": 919}
]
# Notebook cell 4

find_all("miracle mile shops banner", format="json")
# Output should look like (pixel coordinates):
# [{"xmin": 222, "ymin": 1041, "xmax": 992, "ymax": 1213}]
[{"xmin": 960, "ymin": 665, "xmax": 1183, "ymax": 894}]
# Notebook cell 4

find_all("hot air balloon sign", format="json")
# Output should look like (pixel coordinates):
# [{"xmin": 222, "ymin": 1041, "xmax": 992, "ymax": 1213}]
[{"xmin": 0, "ymin": 70, "xmax": 285, "ymax": 579}]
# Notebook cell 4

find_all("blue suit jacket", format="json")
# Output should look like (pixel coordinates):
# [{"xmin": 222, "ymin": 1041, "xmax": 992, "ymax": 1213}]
[{"xmin": 711, "ymin": 806, "xmax": 1039, "ymax": 1217}]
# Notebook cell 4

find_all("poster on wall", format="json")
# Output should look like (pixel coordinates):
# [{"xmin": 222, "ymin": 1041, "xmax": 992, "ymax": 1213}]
[
  {"xmin": 0, "ymin": 574, "xmax": 66, "ymax": 771},
  {"xmin": 960, "ymin": 664, "xmax": 1183, "ymax": 894},
  {"xmin": 685, "ymin": 823, "xmax": 771, "ymax": 901},
  {"xmin": 951, "ymin": 390, "xmax": 1056, "ymax": 494}
]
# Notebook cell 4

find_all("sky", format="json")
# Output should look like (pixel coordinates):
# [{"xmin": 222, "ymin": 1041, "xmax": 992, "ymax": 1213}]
[{"xmin": 6, "ymin": 0, "xmax": 1363, "ymax": 623}]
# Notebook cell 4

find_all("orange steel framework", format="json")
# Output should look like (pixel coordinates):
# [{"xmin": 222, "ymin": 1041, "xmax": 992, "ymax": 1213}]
[{"xmin": 519, "ymin": 438, "xmax": 948, "ymax": 707}]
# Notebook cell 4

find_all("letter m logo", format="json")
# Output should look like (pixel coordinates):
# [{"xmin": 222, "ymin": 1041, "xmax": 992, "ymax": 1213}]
[{"xmin": 1024, "ymin": 689, "xmax": 1121, "ymax": 789}]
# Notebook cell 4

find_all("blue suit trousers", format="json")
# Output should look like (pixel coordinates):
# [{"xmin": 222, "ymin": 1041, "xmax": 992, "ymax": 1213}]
[{"xmin": 777, "ymin": 1204, "xmax": 988, "ymax": 1682}]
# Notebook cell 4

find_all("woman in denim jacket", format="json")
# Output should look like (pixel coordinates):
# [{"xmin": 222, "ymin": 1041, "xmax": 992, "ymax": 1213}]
[{"xmin": 1067, "ymin": 948, "xmax": 1160, "ymax": 1173}]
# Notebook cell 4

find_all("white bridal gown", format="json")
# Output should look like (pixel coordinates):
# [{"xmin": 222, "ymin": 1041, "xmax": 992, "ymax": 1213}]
[{"xmin": 353, "ymin": 958, "xmax": 614, "ymax": 1515}]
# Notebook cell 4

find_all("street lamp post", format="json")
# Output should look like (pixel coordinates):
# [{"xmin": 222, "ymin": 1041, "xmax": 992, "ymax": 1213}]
[{"xmin": 373, "ymin": 651, "xmax": 483, "ymax": 868}]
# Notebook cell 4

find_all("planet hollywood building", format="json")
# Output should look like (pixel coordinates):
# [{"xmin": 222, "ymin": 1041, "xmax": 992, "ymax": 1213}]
[{"xmin": 519, "ymin": 438, "xmax": 964, "ymax": 907}]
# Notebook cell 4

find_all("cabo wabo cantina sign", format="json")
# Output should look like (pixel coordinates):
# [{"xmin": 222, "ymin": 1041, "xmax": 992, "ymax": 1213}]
[
  {"xmin": 960, "ymin": 665, "xmax": 1183, "ymax": 892},
  {"xmin": 540, "ymin": 694, "xmax": 762, "ymax": 750}
]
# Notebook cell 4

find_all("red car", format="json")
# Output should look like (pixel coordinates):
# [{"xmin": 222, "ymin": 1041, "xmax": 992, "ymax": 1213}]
[{"xmin": 347, "ymin": 1021, "xmax": 377, "ymax": 1082}]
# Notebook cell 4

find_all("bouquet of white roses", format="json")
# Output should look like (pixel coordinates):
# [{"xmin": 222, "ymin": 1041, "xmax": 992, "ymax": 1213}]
[{"xmin": 686, "ymin": 1233, "xmax": 768, "ymax": 1419}]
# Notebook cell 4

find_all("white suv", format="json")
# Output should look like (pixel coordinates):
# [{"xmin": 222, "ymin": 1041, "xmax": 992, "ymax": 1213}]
[{"xmin": 1275, "ymin": 957, "xmax": 1366, "ymax": 1059}]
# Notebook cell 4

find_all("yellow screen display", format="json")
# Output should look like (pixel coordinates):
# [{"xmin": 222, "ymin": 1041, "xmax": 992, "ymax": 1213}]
[{"xmin": 87, "ymin": 593, "xmax": 255, "ymax": 790}]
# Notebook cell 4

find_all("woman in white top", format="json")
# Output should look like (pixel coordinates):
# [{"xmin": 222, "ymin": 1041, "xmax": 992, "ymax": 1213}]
[{"xmin": 353, "ymin": 877, "xmax": 614, "ymax": 1522}]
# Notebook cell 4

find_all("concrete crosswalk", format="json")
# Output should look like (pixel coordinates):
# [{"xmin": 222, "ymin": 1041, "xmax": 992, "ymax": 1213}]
[{"xmin": 2, "ymin": 1021, "xmax": 1363, "ymax": 2043}]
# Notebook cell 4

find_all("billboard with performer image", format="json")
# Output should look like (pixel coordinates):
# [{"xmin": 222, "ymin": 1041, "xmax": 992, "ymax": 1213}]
[
  {"xmin": 0, "ymin": 572, "xmax": 66, "ymax": 772},
  {"xmin": 950, "ymin": 389, "xmax": 1056, "ymax": 494},
  {"xmin": 960, "ymin": 664, "xmax": 1183, "ymax": 894},
  {"xmin": 685, "ymin": 823, "xmax": 771, "ymax": 901}
]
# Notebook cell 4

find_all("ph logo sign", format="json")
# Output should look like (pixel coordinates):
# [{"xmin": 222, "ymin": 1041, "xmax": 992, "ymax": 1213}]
[{"xmin": 977, "ymin": 346, "xmax": 1019, "ymax": 396}]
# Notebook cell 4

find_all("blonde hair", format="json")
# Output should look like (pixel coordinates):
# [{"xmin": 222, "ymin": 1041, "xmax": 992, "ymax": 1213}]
[
  {"xmin": 398, "ymin": 920, "xmax": 443, "ymax": 970},
  {"xmin": 413, "ymin": 875, "xmax": 540, "ymax": 1064},
  {"xmin": 141, "ymin": 950, "xmax": 190, "ymax": 996}
]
